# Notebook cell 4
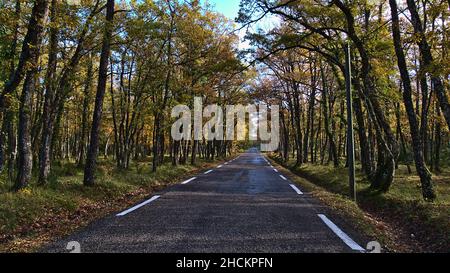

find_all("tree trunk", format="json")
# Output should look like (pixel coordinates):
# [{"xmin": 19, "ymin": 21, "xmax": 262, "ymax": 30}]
[
  {"xmin": 320, "ymin": 64, "xmax": 339, "ymax": 167},
  {"xmin": 389, "ymin": 0, "xmax": 435, "ymax": 200},
  {"xmin": 280, "ymin": 108, "xmax": 289, "ymax": 162},
  {"xmin": 191, "ymin": 140, "xmax": 198, "ymax": 165},
  {"xmin": 354, "ymin": 93, "xmax": 372, "ymax": 177},
  {"xmin": 152, "ymin": 116, "xmax": 161, "ymax": 172},
  {"xmin": 16, "ymin": 74, "xmax": 37, "ymax": 190},
  {"xmin": 110, "ymin": 58, "xmax": 122, "ymax": 168},
  {"xmin": 433, "ymin": 99, "xmax": 442, "ymax": 173},
  {"xmin": 419, "ymin": 66, "xmax": 430, "ymax": 163},
  {"xmin": 38, "ymin": 0, "xmax": 58, "ymax": 185},
  {"xmin": 84, "ymin": 0, "xmax": 115, "ymax": 186},
  {"xmin": 395, "ymin": 102, "xmax": 412, "ymax": 174},
  {"xmin": 13, "ymin": 0, "xmax": 50, "ymax": 191},
  {"xmin": 303, "ymin": 64, "xmax": 316, "ymax": 163},
  {"xmin": 77, "ymin": 54, "xmax": 93, "ymax": 167}
]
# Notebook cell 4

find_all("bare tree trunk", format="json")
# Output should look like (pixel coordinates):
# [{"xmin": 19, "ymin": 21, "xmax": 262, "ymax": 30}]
[
  {"xmin": 389, "ymin": 0, "xmax": 435, "ymax": 200},
  {"xmin": 419, "ymin": 66, "xmax": 430, "ymax": 164},
  {"xmin": 77, "ymin": 54, "xmax": 93, "ymax": 167},
  {"xmin": 16, "ymin": 74, "xmax": 37, "ymax": 189},
  {"xmin": 280, "ymin": 108, "xmax": 289, "ymax": 162},
  {"xmin": 6, "ymin": 109, "xmax": 16, "ymax": 182},
  {"xmin": 303, "ymin": 63, "xmax": 316, "ymax": 163},
  {"xmin": 292, "ymin": 85, "xmax": 303, "ymax": 167},
  {"xmin": 84, "ymin": 0, "xmax": 115, "ymax": 186},
  {"xmin": 14, "ymin": 0, "xmax": 50, "ymax": 191},
  {"xmin": 433, "ymin": 99, "xmax": 442, "ymax": 173},
  {"xmin": 191, "ymin": 140, "xmax": 198, "ymax": 165},
  {"xmin": 320, "ymin": 64, "xmax": 339, "ymax": 167},
  {"xmin": 38, "ymin": 0, "xmax": 58, "ymax": 185},
  {"xmin": 395, "ymin": 102, "xmax": 412, "ymax": 174},
  {"xmin": 354, "ymin": 93, "xmax": 372, "ymax": 177},
  {"xmin": 110, "ymin": 58, "xmax": 122, "ymax": 168}
]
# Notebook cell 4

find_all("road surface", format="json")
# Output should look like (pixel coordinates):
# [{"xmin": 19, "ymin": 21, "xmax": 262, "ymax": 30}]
[{"xmin": 44, "ymin": 149, "xmax": 367, "ymax": 253}]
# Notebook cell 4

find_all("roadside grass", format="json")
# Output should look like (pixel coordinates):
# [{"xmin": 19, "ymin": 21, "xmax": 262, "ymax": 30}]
[
  {"xmin": 269, "ymin": 154, "xmax": 450, "ymax": 253},
  {"xmin": 0, "ymin": 156, "xmax": 232, "ymax": 252}
]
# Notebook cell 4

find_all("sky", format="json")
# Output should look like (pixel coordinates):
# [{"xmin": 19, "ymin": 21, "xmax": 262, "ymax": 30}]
[
  {"xmin": 205, "ymin": 0, "xmax": 280, "ymax": 50},
  {"xmin": 207, "ymin": 0, "xmax": 242, "ymax": 21}
]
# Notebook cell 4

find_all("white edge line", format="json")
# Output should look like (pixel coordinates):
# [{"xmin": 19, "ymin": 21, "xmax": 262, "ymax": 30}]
[
  {"xmin": 317, "ymin": 214, "xmax": 365, "ymax": 252},
  {"xmin": 217, "ymin": 165, "xmax": 223, "ymax": 168},
  {"xmin": 279, "ymin": 175, "xmax": 288, "ymax": 181},
  {"xmin": 181, "ymin": 177, "xmax": 197, "ymax": 185},
  {"xmin": 204, "ymin": 170, "xmax": 213, "ymax": 174},
  {"xmin": 117, "ymin": 196, "xmax": 160, "ymax": 217},
  {"xmin": 289, "ymin": 184, "xmax": 304, "ymax": 195}
]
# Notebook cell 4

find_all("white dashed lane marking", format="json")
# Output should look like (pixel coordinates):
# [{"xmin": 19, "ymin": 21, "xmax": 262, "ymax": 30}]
[
  {"xmin": 289, "ymin": 184, "xmax": 303, "ymax": 195},
  {"xmin": 181, "ymin": 177, "xmax": 197, "ymax": 185},
  {"xmin": 279, "ymin": 175, "xmax": 288, "ymax": 181},
  {"xmin": 117, "ymin": 196, "xmax": 160, "ymax": 217},
  {"xmin": 318, "ymin": 214, "xmax": 365, "ymax": 252}
]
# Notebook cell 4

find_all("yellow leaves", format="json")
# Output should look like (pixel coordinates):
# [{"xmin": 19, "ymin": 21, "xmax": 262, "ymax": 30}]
[
  {"xmin": 18, "ymin": 188, "xmax": 32, "ymax": 196},
  {"xmin": 426, "ymin": 1, "xmax": 448, "ymax": 19}
]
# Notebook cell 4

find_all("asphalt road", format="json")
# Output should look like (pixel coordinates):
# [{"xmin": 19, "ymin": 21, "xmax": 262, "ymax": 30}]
[{"xmin": 44, "ymin": 148, "xmax": 366, "ymax": 253}]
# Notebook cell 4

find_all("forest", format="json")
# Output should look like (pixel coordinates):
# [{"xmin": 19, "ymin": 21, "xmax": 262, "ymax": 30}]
[
  {"xmin": 238, "ymin": 0, "xmax": 449, "ymax": 200},
  {"xmin": 0, "ymin": 0, "xmax": 448, "ymax": 252},
  {"xmin": 0, "ymin": 0, "xmax": 252, "ymax": 188}
]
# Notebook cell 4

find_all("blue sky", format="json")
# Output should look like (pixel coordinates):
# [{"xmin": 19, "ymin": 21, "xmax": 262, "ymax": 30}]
[
  {"xmin": 205, "ymin": 0, "xmax": 280, "ymax": 50},
  {"xmin": 207, "ymin": 0, "xmax": 242, "ymax": 20}
]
